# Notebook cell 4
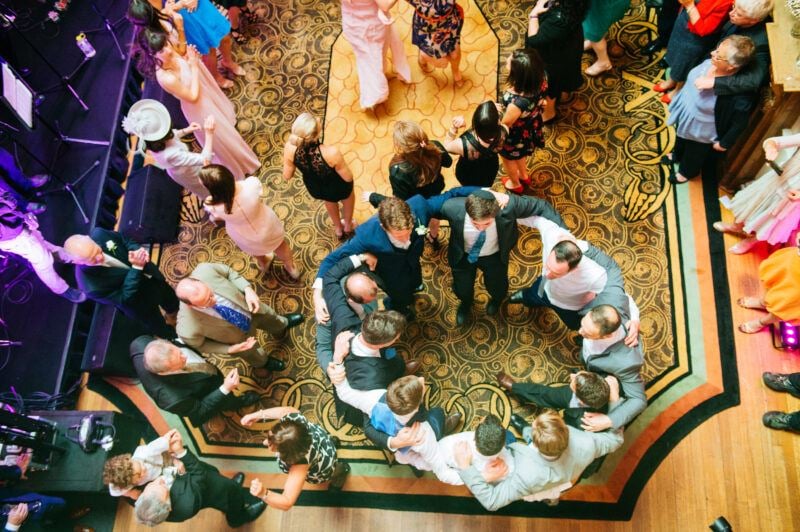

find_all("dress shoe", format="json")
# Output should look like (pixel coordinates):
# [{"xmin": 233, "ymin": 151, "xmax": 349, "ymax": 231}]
[
  {"xmin": 253, "ymin": 367, "xmax": 271, "ymax": 380},
  {"xmin": 60, "ymin": 287, "xmax": 87, "ymax": 303},
  {"xmin": 409, "ymin": 465, "xmax": 425, "ymax": 478},
  {"xmin": 328, "ymin": 462, "xmax": 351, "ymax": 491},
  {"xmin": 240, "ymin": 500, "xmax": 267, "ymax": 524},
  {"xmin": 24, "ymin": 201, "xmax": 46, "ymax": 215},
  {"xmin": 232, "ymin": 472, "xmax": 246, "ymax": 486},
  {"xmin": 236, "ymin": 391, "xmax": 261, "ymax": 408},
  {"xmin": 509, "ymin": 290, "xmax": 525, "ymax": 304},
  {"xmin": 496, "ymin": 372, "xmax": 515, "ymax": 392},
  {"xmin": 28, "ymin": 174, "xmax": 51, "ymax": 188},
  {"xmin": 510, "ymin": 413, "xmax": 528, "ymax": 434},
  {"xmin": 403, "ymin": 360, "xmax": 421, "ymax": 376},
  {"xmin": 265, "ymin": 356, "xmax": 286, "ymax": 372},
  {"xmin": 762, "ymin": 411, "xmax": 800, "ymax": 433},
  {"xmin": 444, "ymin": 412, "xmax": 462, "ymax": 435},
  {"xmin": 763, "ymin": 372, "xmax": 800, "ymax": 398},
  {"xmin": 283, "ymin": 313, "xmax": 304, "ymax": 330},
  {"xmin": 456, "ymin": 303, "xmax": 471, "ymax": 326},
  {"xmin": 641, "ymin": 39, "xmax": 663, "ymax": 56},
  {"xmin": 486, "ymin": 298, "xmax": 501, "ymax": 316}
]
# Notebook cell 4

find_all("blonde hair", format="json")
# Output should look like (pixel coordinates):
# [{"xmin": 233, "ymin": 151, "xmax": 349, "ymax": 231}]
[
  {"xmin": 288, "ymin": 112, "xmax": 320, "ymax": 146},
  {"xmin": 391, "ymin": 120, "xmax": 442, "ymax": 187},
  {"xmin": 532, "ymin": 410, "xmax": 570, "ymax": 458}
]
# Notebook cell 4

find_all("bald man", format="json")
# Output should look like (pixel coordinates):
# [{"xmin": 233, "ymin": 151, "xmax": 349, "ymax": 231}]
[
  {"xmin": 174, "ymin": 263, "xmax": 303, "ymax": 376},
  {"xmin": 65, "ymin": 228, "xmax": 178, "ymax": 336}
]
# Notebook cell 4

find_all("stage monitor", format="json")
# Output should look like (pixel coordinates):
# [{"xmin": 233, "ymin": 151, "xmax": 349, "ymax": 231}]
[{"xmin": 0, "ymin": 57, "xmax": 34, "ymax": 130}]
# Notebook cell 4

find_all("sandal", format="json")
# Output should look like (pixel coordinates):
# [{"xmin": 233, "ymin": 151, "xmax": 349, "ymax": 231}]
[
  {"xmin": 653, "ymin": 80, "xmax": 675, "ymax": 93},
  {"xmin": 584, "ymin": 61, "xmax": 612, "ymax": 77},
  {"xmin": 215, "ymin": 77, "xmax": 234, "ymax": 89},
  {"xmin": 418, "ymin": 57, "xmax": 434, "ymax": 73},
  {"xmin": 712, "ymin": 221, "xmax": 746, "ymax": 235},
  {"xmin": 737, "ymin": 297, "xmax": 766, "ymax": 310},
  {"xmin": 230, "ymin": 30, "xmax": 247, "ymax": 45},
  {"xmin": 284, "ymin": 264, "xmax": 302, "ymax": 280},
  {"xmin": 222, "ymin": 62, "xmax": 246, "ymax": 76},
  {"xmin": 738, "ymin": 319, "xmax": 766, "ymax": 334}
]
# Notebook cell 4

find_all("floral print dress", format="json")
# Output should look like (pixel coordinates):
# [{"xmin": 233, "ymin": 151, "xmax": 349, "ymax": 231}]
[
  {"xmin": 500, "ymin": 82, "xmax": 548, "ymax": 160},
  {"xmin": 407, "ymin": 0, "xmax": 464, "ymax": 58}
]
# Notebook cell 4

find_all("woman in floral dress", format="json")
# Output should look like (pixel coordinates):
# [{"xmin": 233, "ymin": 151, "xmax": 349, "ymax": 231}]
[{"xmin": 407, "ymin": 0, "xmax": 465, "ymax": 87}]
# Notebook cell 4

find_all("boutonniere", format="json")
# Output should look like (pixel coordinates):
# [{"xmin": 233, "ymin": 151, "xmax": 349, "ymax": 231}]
[
  {"xmin": 414, "ymin": 221, "xmax": 429, "ymax": 237},
  {"xmin": 106, "ymin": 240, "xmax": 117, "ymax": 253}
]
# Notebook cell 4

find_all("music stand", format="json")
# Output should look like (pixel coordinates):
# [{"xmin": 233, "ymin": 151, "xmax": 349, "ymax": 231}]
[{"xmin": 84, "ymin": 0, "xmax": 130, "ymax": 61}]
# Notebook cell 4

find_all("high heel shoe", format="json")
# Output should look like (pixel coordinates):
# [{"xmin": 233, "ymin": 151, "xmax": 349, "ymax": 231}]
[
  {"xmin": 284, "ymin": 264, "xmax": 302, "ymax": 280},
  {"xmin": 257, "ymin": 253, "xmax": 274, "ymax": 272}
]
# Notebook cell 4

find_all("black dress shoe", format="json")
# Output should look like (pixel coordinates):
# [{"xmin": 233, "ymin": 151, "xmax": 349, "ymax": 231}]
[
  {"xmin": 486, "ymin": 299, "xmax": 501, "ymax": 316},
  {"xmin": 510, "ymin": 413, "xmax": 528, "ymax": 434},
  {"xmin": 509, "ymin": 290, "xmax": 525, "ymax": 304},
  {"xmin": 444, "ymin": 412, "xmax": 462, "ymax": 435},
  {"xmin": 409, "ymin": 465, "xmax": 425, "ymax": 478},
  {"xmin": 240, "ymin": 500, "xmax": 267, "ymax": 524},
  {"xmin": 236, "ymin": 391, "xmax": 261, "ymax": 408},
  {"xmin": 456, "ymin": 303, "xmax": 471, "ymax": 326},
  {"xmin": 328, "ymin": 462, "xmax": 351, "ymax": 491},
  {"xmin": 641, "ymin": 39, "xmax": 663, "ymax": 56},
  {"xmin": 762, "ymin": 411, "xmax": 800, "ymax": 433},
  {"xmin": 264, "ymin": 356, "xmax": 286, "ymax": 372},
  {"xmin": 283, "ymin": 313, "xmax": 304, "ymax": 330},
  {"xmin": 762, "ymin": 372, "xmax": 800, "ymax": 398},
  {"xmin": 232, "ymin": 472, "xmax": 245, "ymax": 486}
]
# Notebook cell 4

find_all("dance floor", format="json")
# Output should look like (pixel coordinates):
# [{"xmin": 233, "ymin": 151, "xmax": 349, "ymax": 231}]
[{"xmin": 97, "ymin": 0, "xmax": 739, "ymax": 519}]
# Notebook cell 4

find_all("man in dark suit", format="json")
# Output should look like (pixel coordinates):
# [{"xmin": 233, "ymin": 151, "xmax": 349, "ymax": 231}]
[
  {"xmin": 312, "ymin": 186, "xmax": 489, "ymax": 322},
  {"xmin": 130, "ymin": 335, "xmax": 260, "ymax": 427},
  {"xmin": 64, "ymin": 228, "xmax": 179, "ymax": 337},
  {"xmin": 133, "ymin": 431, "xmax": 264, "ymax": 527},
  {"xmin": 429, "ymin": 189, "xmax": 563, "ymax": 325}
]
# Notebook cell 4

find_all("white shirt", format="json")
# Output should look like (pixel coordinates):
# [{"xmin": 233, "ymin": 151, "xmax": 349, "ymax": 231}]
[
  {"xmin": 463, "ymin": 216, "xmax": 499, "ymax": 258},
  {"xmin": 582, "ymin": 327, "xmax": 627, "ymax": 362},
  {"xmin": 438, "ymin": 431, "xmax": 515, "ymax": 479},
  {"xmin": 517, "ymin": 216, "xmax": 607, "ymax": 310}
]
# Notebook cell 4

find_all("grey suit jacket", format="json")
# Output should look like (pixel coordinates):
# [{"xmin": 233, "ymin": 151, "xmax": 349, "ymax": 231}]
[
  {"xmin": 459, "ymin": 427, "xmax": 624, "ymax": 511},
  {"xmin": 584, "ymin": 337, "xmax": 646, "ymax": 429},
  {"xmin": 175, "ymin": 263, "xmax": 278, "ymax": 357},
  {"xmin": 436, "ymin": 194, "xmax": 564, "ymax": 266},
  {"xmin": 579, "ymin": 243, "xmax": 631, "ymax": 321}
]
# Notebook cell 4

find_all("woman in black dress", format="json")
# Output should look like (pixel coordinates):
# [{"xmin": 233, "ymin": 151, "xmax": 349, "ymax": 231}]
[
  {"xmin": 525, "ymin": 0, "xmax": 589, "ymax": 122},
  {"xmin": 283, "ymin": 113, "xmax": 355, "ymax": 239},
  {"xmin": 389, "ymin": 120, "xmax": 453, "ymax": 245},
  {"xmin": 442, "ymin": 101, "xmax": 508, "ymax": 187}
]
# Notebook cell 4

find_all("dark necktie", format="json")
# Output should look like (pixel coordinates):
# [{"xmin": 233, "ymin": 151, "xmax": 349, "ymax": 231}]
[
  {"xmin": 213, "ymin": 303, "xmax": 251, "ymax": 332},
  {"xmin": 467, "ymin": 231, "xmax": 486, "ymax": 264}
]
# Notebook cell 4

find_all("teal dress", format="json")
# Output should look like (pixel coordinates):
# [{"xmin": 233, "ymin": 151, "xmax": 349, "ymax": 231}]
[
  {"xmin": 582, "ymin": 0, "xmax": 630, "ymax": 42},
  {"xmin": 179, "ymin": 0, "xmax": 231, "ymax": 55}
]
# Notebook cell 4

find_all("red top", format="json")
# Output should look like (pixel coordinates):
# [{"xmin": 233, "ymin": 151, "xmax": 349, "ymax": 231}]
[{"xmin": 685, "ymin": 0, "xmax": 733, "ymax": 36}]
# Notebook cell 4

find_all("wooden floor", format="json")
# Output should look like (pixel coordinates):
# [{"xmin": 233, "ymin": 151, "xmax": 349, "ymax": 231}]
[{"xmin": 76, "ymin": 195, "xmax": 800, "ymax": 531}]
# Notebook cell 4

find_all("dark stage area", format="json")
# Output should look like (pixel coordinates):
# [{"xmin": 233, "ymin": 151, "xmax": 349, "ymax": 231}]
[{"xmin": 0, "ymin": 0, "xmax": 137, "ymax": 398}]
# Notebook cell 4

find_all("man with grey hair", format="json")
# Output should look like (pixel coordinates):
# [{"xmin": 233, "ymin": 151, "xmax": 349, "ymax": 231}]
[
  {"xmin": 130, "ymin": 335, "xmax": 260, "ymax": 426},
  {"xmin": 134, "ymin": 430, "xmax": 265, "ymax": 526}
]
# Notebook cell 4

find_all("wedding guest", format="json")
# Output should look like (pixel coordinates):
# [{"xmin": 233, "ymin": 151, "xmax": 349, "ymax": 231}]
[
  {"xmin": 200, "ymin": 164, "xmax": 300, "ymax": 279},
  {"xmin": 582, "ymin": 0, "xmax": 631, "ymax": 76},
  {"xmin": 443, "ymin": 102, "xmax": 508, "ymax": 187},
  {"xmin": 103, "ymin": 430, "xmax": 185, "ymax": 501},
  {"xmin": 242, "ymin": 407, "xmax": 351, "ymax": 509},
  {"xmin": 282, "ymin": 113, "xmax": 356, "ymax": 239},
  {"xmin": 407, "ymin": 0, "xmax": 465, "ymax": 87}
]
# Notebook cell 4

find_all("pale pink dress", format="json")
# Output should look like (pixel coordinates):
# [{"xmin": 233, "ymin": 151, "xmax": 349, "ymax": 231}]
[
  {"xmin": 341, "ymin": 0, "xmax": 411, "ymax": 109},
  {"xmin": 204, "ymin": 176, "xmax": 285, "ymax": 256},
  {"xmin": 173, "ymin": 55, "xmax": 260, "ymax": 180}
]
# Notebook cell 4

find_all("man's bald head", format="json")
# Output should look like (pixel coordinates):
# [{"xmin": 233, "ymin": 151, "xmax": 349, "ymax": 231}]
[
  {"xmin": 175, "ymin": 278, "xmax": 214, "ymax": 307},
  {"xmin": 63, "ymin": 235, "xmax": 105, "ymax": 266},
  {"xmin": 345, "ymin": 272, "xmax": 378, "ymax": 304}
]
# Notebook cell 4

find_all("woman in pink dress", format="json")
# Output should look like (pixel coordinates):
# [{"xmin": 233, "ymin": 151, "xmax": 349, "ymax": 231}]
[
  {"xmin": 132, "ymin": 24, "xmax": 260, "ymax": 180},
  {"xmin": 341, "ymin": 0, "xmax": 411, "ymax": 110},
  {"xmin": 199, "ymin": 165, "xmax": 300, "ymax": 280}
]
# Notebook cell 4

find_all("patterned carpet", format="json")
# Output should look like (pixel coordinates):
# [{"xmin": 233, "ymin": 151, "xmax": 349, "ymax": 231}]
[{"xmin": 104, "ymin": 0, "xmax": 740, "ymax": 519}]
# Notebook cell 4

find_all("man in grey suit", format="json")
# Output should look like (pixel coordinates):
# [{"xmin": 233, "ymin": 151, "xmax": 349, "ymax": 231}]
[
  {"xmin": 174, "ymin": 263, "xmax": 303, "ymax": 378},
  {"xmin": 500, "ymin": 304, "xmax": 647, "ymax": 432},
  {"xmin": 430, "ymin": 190, "xmax": 564, "ymax": 325},
  {"xmin": 508, "ymin": 215, "xmax": 640, "ymax": 344},
  {"xmin": 454, "ymin": 411, "xmax": 623, "ymax": 510}
]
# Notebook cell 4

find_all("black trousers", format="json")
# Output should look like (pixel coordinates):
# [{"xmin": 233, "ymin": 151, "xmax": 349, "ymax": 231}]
[
  {"xmin": 451, "ymin": 253, "xmax": 507, "ymax": 306},
  {"xmin": 656, "ymin": 0, "xmax": 680, "ymax": 44},
  {"xmin": 511, "ymin": 382, "xmax": 591, "ymax": 430},
  {"xmin": 674, "ymin": 136, "xmax": 717, "ymax": 180}
]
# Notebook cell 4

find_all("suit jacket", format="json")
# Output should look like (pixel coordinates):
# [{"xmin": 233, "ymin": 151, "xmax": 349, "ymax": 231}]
[
  {"xmin": 317, "ymin": 187, "xmax": 482, "ymax": 291},
  {"xmin": 76, "ymin": 228, "xmax": 172, "ymax": 320},
  {"xmin": 584, "ymin": 337, "xmax": 647, "ymax": 429},
  {"xmin": 335, "ymin": 353, "xmax": 405, "ymax": 426},
  {"xmin": 364, "ymin": 402, "xmax": 437, "ymax": 451},
  {"xmin": 167, "ymin": 450, "xmax": 246, "ymax": 523},
  {"xmin": 175, "ymin": 262, "xmax": 267, "ymax": 357},
  {"xmin": 130, "ymin": 335, "xmax": 228, "ymax": 426},
  {"xmin": 578, "ymin": 243, "xmax": 631, "ymax": 321},
  {"xmin": 459, "ymin": 427, "xmax": 623, "ymax": 511},
  {"xmin": 322, "ymin": 255, "xmax": 372, "ymax": 341},
  {"xmin": 434, "ymin": 194, "xmax": 563, "ymax": 266}
]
